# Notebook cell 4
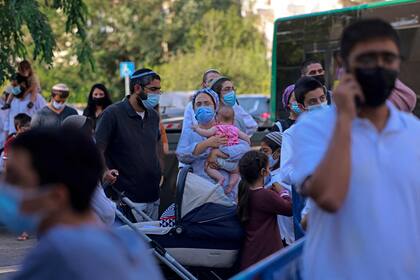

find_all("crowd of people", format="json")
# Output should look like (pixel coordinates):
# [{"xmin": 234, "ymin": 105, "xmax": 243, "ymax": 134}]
[{"xmin": 0, "ymin": 17, "xmax": 418, "ymax": 279}]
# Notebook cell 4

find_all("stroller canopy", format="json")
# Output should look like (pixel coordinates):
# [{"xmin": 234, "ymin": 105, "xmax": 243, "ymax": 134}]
[{"xmin": 178, "ymin": 171, "xmax": 235, "ymax": 219}]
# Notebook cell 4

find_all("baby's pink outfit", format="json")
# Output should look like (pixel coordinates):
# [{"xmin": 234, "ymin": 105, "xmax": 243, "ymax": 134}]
[{"xmin": 215, "ymin": 124, "xmax": 239, "ymax": 146}]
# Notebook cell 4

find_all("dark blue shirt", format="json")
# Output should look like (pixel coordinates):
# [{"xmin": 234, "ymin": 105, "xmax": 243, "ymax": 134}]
[{"xmin": 95, "ymin": 97, "xmax": 160, "ymax": 202}]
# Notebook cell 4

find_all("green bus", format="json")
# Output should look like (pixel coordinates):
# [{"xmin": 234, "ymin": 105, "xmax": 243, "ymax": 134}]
[{"xmin": 271, "ymin": 0, "xmax": 420, "ymax": 119}]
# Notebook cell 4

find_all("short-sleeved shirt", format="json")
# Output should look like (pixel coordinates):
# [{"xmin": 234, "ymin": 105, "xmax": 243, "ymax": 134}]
[
  {"xmin": 290, "ymin": 103, "xmax": 420, "ymax": 279},
  {"xmin": 95, "ymin": 98, "xmax": 161, "ymax": 202},
  {"xmin": 12, "ymin": 224, "xmax": 163, "ymax": 280},
  {"xmin": 215, "ymin": 124, "xmax": 239, "ymax": 146},
  {"xmin": 5, "ymin": 94, "xmax": 46, "ymax": 135},
  {"xmin": 31, "ymin": 106, "xmax": 78, "ymax": 128}
]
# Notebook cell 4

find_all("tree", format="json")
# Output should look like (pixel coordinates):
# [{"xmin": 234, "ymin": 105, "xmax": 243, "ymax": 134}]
[
  {"xmin": 157, "ymin": 7, "xmax": 270, "ymax": 93},
  {"xmin": 0, "ymin": 0, "xmax": 91, "ymax": 85}
]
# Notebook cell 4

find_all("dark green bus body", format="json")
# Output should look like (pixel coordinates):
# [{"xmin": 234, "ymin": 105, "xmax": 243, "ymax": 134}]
[{"xmin": 272, "ymin": 0, "xmax": 420, "ymax": 118}]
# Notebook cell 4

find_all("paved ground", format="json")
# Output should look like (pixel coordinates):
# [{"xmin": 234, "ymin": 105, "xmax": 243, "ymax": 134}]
[{"xmin": 0, "ymin": 227, "xmax": 35, "ymax": 279}]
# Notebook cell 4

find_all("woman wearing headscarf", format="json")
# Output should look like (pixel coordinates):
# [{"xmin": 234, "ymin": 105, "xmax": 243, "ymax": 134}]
[
  {"xmin": 271, "ymin": 84, "xmax": 301, "ymax": 133},
  {"xmin": 210, "ymin": 76, "xmax": 258, "ymax": 136},
  {"xmin": 182, "ymin": 69, "xmax": 222, "ymax": 131},
  {"xmin": 176, "ymin": 88, "xmax": 250, "ymax": 198}
]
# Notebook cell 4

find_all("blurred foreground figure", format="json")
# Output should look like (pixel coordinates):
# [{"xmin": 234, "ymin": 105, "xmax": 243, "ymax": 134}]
[
  {"xmin": 0, "ymin": 127, "xmax": 162, "ymax": 280},
  {"xmin": 291, "ymin": 19, "xmax": 420, "ymax": 279}
]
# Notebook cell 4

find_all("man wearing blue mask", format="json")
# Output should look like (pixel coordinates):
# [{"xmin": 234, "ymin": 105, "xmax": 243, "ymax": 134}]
[
  {"xmin": 95, "ymin": 68, "xmax": 162, "ymax": 221},
  {"xmin": 294, "ymin": 76, "xmax": 328, "ymax": 113},
  {"xmin": 277, "ymin": 76, "xmax": 329, "ymax": 202},
  {"xmin": 0, "ymin": 127, "xmax": 163, "ymax": 280}
]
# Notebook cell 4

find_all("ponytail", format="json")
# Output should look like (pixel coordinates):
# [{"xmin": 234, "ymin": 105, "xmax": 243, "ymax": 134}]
[
  {"xmin": 237, "ymin": 150, "xmax": 269, "ymax": 225},
  {"xmin": 237, "ymin": 180, "xmax": 251, "ymax": 225}
]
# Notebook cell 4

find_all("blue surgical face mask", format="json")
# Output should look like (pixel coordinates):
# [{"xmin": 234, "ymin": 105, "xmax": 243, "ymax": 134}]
[
  {"xmin": 264, "ymin": 173, "xmax": 272, "ymax": 187},
  {"xmin": 307, "ymin": 101, "xmax": 328, "ymax": 111},
  {"xmin": 268, "ymin": 154, "xmax": 279, "ymax": 169},
  {"xmin": 195, "ymin": 106, "xmax": 215, "ymax": 124},
  {"xmin": 223, "ymin": 91, "xmax": 236, "ymax": 107},
  {"xmin": 0, "ymin": 184, "xmax": 40, "ymax": 234},
  {"xmin": 142, "ymin": 93, "xmax": 160, "ymax": 109},
  {"xmin": 52, "ymin": 100, "xmax": 65, "ymax": 110},
  {"xmin": 11, "ymin": 86, "xmax": 22, "ymax": 96},
  {"xmin": 291, "ymin": 102, "xmax": 302, "ymax": 114}
]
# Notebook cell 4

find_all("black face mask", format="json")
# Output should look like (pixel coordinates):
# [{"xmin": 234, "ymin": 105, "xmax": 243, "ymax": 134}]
[
  {"xmin": 355, "ymin": 67, "xmax": 398, "ymax": 108},
  {"xmin": 92, "ymin": 97, "xmax": 106, "ymax": 106},
  {"xmin": 313, "ymin": 74, "xmax": 325, "ymax": 86}
]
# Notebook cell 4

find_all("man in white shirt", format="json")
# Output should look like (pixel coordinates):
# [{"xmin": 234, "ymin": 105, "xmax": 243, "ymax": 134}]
[
  {"xmin": 291, "ymin": 19, "xmax": 420, "ymax": 279},
  {"xmin": 279, "ymin": 76, "xmax": 329, "ymax": 187}
]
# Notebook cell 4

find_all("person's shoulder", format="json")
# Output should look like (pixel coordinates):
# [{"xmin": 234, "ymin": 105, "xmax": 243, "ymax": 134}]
[
  {"xmin": 65, "ymin": 106, "xmax": 78, "ymax": 114},
  {"xmin": 295, "ymin": 106, "xmax": 336, "ymax": 134},
  {"xmin": 399, "ymin": 111, "xmax": 420, "ymax": 131},
  {"xmin": 37, "ymin": 106, "xmax": 50, "ymax": 114},
  {"xmin": 102, "ymin": 101, "xmax": 123, "ymax": 115}
]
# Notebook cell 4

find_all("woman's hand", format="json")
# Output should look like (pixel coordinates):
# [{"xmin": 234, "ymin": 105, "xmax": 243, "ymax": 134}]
[
  {"xmin": 207, "ymin": 148, "xmax": 228, "ymax": 169},
  {"xmin": 206, "ymin": 135, "xmax": 228, "ymax": 148}
]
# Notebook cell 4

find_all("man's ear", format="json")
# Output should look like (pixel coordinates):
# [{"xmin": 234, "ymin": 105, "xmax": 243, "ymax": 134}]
[{"xmin": 133, "ymin": 84, "xmax": 142, "ymax": 94}]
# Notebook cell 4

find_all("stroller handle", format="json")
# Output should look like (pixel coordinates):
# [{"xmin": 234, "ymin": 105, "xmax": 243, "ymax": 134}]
[{"xmin": 103, "ymin": 182, "xmax": 153, "ymax": 222}]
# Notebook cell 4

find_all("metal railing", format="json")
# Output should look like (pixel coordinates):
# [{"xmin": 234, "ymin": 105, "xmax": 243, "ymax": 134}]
[{"xmin": 230, "ymin": 239, "xmax": 305, "ymax": 280}]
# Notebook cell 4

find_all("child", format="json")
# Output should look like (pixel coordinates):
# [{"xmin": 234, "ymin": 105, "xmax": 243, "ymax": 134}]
[
  {"xmin": 2, "ymin": 60, "xmax": 40, "ymax": 110},
  {"xmin": 237, "ymin": 150, "xmax": 292, "ymax": 270},
  {"xmin": 193, "ymin": 105, "xmax": 250, "ymax": 194},
  {"xmin": 260, "ymin": 131, "xmax": 295, "ymax": 246},
  {"xmin": 2, "ymin": 113, "xmax": 32, "ymax": 241}
]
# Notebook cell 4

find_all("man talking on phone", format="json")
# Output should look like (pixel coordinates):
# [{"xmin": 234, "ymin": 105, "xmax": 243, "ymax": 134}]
[{"xmin": 290, "ymin": 19, "xmax": 420, "ymax": 279}]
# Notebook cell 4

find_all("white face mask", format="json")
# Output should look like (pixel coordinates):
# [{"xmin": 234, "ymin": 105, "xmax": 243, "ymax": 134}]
[
  {"xmin": 307, "ymin": 101, "xmax": 328, "ymax": 111},
  {"xmin": 52, "ymin": 101, "xmax": 65, "ymax": 110}
]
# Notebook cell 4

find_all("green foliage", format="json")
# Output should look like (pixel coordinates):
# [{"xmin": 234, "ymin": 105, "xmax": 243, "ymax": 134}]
[
  {"xmin": 0, "ymin": 0, "xmax": 91, "ymax": 85},
  {"xmin": 1, "ymin": 0, "xmax": 270, "ymax": 103},
  {"xmin": 157, "ymin": 6, "xmax": 269, "ymax": 93}
]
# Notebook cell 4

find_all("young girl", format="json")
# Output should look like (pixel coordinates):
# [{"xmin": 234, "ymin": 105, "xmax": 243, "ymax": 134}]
[
  {"xmin": 193, "ymin": 105, "xmax": 250, "ymax": 194},
  {"xmin": 260, "ymin": 132, "xmax": 295, "ymax": 246},
  {"xmin": 2, "ymin": 60, "xmax": 40, "ymax": 110},
  {"xmin": 237, "ymin": 150, "xmax": 292, "ymax": 270}
]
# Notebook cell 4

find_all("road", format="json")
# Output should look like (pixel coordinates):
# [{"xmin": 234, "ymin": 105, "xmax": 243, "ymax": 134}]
[{"xmin": 0, "ymin": 227, "xmax": 35, "ymax": 279}]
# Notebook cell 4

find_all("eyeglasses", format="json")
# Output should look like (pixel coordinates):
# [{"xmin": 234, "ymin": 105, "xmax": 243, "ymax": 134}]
[
  {"xmin": 355, "ymin": 51, "xmax": 401, "ymax": 67},
  {"xmin": 144, "ymin": 86, "xmax": 162, "ymax": 93}
]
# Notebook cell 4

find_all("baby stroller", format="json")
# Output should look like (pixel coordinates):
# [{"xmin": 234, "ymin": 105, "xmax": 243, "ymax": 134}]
[{"xmin": 117, "ymin": 166, "xmax": 244, "ymax": 279}]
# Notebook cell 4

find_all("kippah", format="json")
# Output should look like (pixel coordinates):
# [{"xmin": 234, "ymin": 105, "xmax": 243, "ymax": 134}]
[
  {"xmin": 264, "ymin": 131, "xmax": 282, "ymax": 147},
  {"xmin": 52, "ymin": 83, "xmax": 69, "ymax": 92}
]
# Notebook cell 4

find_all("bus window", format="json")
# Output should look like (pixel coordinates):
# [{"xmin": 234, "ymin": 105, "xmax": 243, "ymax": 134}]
[{"xmin": 273, "ymin": 0, "xmax": 420, "ymax": 119}]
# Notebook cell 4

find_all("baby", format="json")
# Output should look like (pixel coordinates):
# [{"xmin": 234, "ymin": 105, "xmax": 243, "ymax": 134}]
[{"xmin": 193, "ymin": 105, "xmax": 250, "ymax": 194}]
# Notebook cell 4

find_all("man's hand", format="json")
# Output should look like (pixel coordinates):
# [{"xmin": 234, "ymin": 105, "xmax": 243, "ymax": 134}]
[
  {"xmin": 103, "ymin": 169, "xmax": 119, "ymax": 185},
  {"xmin": 206, "ymin": 135, "xmax": 227, "ymax": 148},
  {"xmin": 333, "ymin": 73, "xmax": 364, "ymax": 120}
]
